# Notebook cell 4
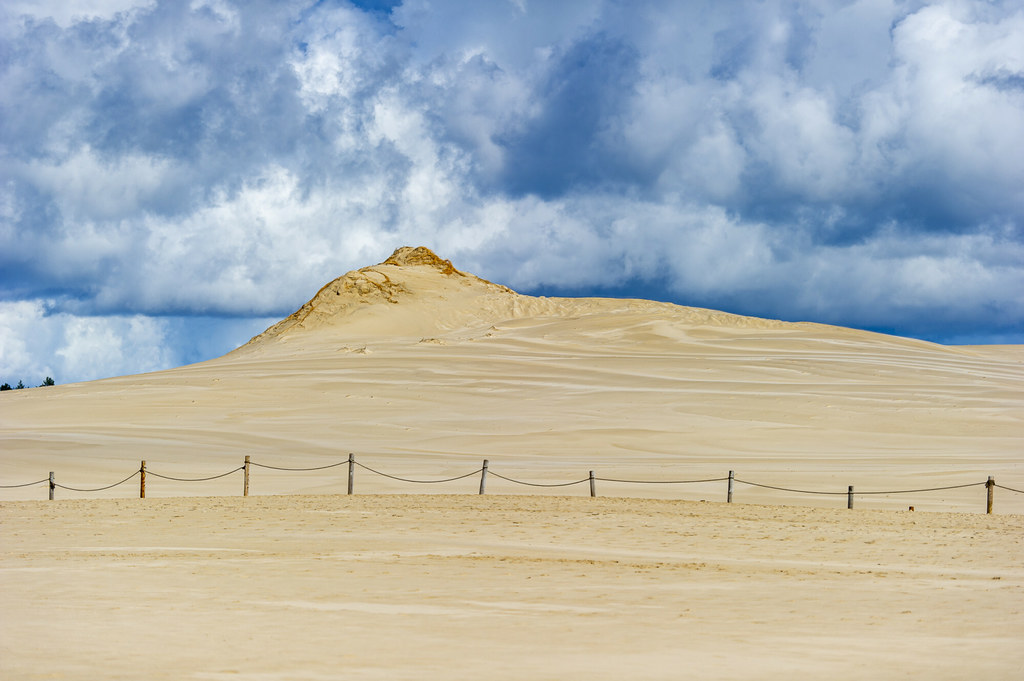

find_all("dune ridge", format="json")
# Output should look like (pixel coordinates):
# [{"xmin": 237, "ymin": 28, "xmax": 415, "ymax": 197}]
[
  {"xmin": 1, "ymin": 246, "xmax": 1022, "ymax": 512},
  {"xmin": 240, "ymin": 246, "xmax": 905, "ymax": 351}
]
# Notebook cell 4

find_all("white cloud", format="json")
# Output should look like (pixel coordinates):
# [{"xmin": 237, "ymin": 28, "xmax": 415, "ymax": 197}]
[
  {"xmin": 22, "ymin": 146, "xmax": 180, "ymax": 220},
  {"xmin": 887, "ymin": 4, "xmax": 1024, "ymax": 199},
  {"xmin": 802, "ymin": 0, "xmax": 897, "ymax": 95},
  {"xmin": 791, "ymin": 226, "xmax": 1024, "ymax": 328},
  {"xmin": 391, "ymin": 0, "xmax": 604, "ymax": 71},
  {"xmin": 289, "ymin": 5, "xmax": 390, "ymax": 115},
  {"xmin": 56, "ymin": 314, "xmax": 171, "ymax": 381},
  {"xmin": 743, "ymin": 76, "xmax": 859, "ymax": 199},
  {"xmin": 2, "ymin": 0, "xmax": 1023, "ymax": 384},
  {"xmin": 0, "ymin": 301, "xmax": 174, "ymax": 384},
  {"xmin": 2, "ymin": 0, "xmax": 155, "ymax": 28},
  {"xmin": 0, "ymin": 301, "xmax": 55, "ymax": 382}
]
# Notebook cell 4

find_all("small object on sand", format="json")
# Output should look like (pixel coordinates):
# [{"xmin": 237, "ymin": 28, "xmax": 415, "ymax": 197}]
[{"xmin": 908, "ymin": 506, "xmax": 915, "ymax": 511}]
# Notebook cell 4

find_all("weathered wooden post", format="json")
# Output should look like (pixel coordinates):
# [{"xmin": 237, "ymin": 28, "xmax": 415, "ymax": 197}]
[
  {"xmin": 347, "ymin": 453, "xmax": 355, "ymax": 495},
  {"xmin": 243, "ymin": 456, "xmax": 250, "ymax": 497},
  {"xmin": 479, "ymin": 459, "xmax": 489, "ymax": 495},
  {"xmin": 848, "ymin": 485, "xmax": 854, "ymax": 510},
  {"xmin": 589, "ymin": 470, "xmax": 596, "ymax": 497},
  {"xmin": 140, "ymin": 461, "xmax": 146, "ymax": 498},
  {"xmin": 727, "ymin": 470, "xmax": 734, "ymax": 503},
  {"xmin": 49, "ymin": 471, "xmax": 54, "ymax": 501},
  {"xmin": 986, "ymin": 476, "xmax": 994, "ymax": 514}
]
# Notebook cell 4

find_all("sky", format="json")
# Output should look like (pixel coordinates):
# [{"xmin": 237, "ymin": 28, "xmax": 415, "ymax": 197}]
[{"xmin": 2, "ymin": 0, "xmax": 1023, "ymax": 386}]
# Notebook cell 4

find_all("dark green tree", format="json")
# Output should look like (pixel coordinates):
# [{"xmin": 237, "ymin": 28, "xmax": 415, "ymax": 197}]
[
  {"xmin": 40, "ymin": 377, "xmax": 55, "ymax": 387},
  {"xmin": 0, "ymin": 383, "xmax": 11, "ymax": 391},
  {"xmin": 16, "ymin": 380, "xmax": 25, "ymax": 389}
]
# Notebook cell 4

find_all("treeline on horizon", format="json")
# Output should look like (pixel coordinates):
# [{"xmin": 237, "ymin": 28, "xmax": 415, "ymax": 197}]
[{"xmin": 1, "ymin": 377, "xmax": 55, "ymax": 391}]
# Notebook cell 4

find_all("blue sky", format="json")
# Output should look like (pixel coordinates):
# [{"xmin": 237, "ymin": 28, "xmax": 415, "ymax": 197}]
[{"xmin": 2, "ymin": 0, "xmax": 1023, "ymax": 385}]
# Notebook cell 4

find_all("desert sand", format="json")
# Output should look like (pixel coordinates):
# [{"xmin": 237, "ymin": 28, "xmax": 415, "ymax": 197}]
[
  {"xmin": 2, "ymin": 246, "xmax": 1023, "ymax": 678},
  {"xmin": 1, "ymin": 495, "xmax": 1022, "ymax": 680}
]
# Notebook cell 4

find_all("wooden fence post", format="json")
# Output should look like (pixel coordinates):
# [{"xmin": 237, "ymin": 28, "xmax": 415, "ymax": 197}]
[
  {"xmin": 727, "ymin": 470, "xmax": 734, "ymax": 503},
  {"xmin": 848, "ymin": 485, "xmax": 854, "ymax": 510},
  {"xmin": 243, "ymin": 456, "xmax": 250, "ymax": 497},
  {"xmin": 479, "ymin": 459, "xmax": 489, "ymax": 495},
  {"xmin": 49, "ymin": 472, "xmax": 54, "ymax": 501},
  {"xmin": 589, "ymin": 470, "xmax": 596, "ymax": 497},
  {"xmin": 348, "ymin": 453, "xmax": 355, "ymax": 495},
  {"xmin": 986, "ymin": 476, "xmax": 994, "ymax": 514},
  {"xmin": 140, "ymin": 461, "xmax": 146, "ymax": 498}
]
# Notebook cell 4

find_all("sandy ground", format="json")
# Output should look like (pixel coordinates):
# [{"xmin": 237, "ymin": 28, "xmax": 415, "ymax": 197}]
[
  {"xmin": 2, "ymin": 319, "xmax": 1021, "ymax": 511},
  {"xmin": 1, "ymin": 494, "xmax": 1022, "ymax": 680},
  {"xmin": 2, "ymin": 249, "xmax": 1023, "ymax": 678}
]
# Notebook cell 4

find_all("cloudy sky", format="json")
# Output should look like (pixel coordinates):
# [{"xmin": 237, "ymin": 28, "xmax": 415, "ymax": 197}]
[{"xmin": 2, "ymin": 0, "xmax": 1023, "ymax": 385}]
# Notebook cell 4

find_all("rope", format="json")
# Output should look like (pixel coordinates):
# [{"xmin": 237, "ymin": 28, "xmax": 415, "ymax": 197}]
[
  {"xmin": 145, "ymin": 466, "xmax": 244, "ymax": 482},
  {"xmin": 735, "ymin": 478, "xmax": 986, "ymax": 496},
  {"xmin": 995, "ymin": 483, "xmax": 1024, "ymax": 494},
  {"xmin": 595, "ymin": 476, "xmax": 729, "ymax": 485},
  {"xmin": 53, "ymin": 470, "xmax": 140, "ymax": 492},
  {"xmin": 734, "ymin": 479, "xmax": 848, "ymax": 495},
  {"xmin": 0, "ymin": 478, "xmax": 50, "ymax": 488},
  {"xmin": 488, "ymin": 471, "xmax": 590, "ymax": 488},
  {"xmin": 250, "ymin": 460, "xmax": 348, "ymax": 472},
  {"xmin": 354, "ymin": 461, "xmax": 483, "ymax": 484},
  {"xmin": 852, "ymin": 482, "xmax": 986, "ymax": 495}
]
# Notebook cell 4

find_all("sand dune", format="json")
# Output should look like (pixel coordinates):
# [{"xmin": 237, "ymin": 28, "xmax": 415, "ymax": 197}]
[
  {"xmin": 2, "ymin": 247, "xmax": 1021, "ymax": 511},
  {"xmin": 2, "ymin": 247, "xmax": 1023, "ymax": 679}
]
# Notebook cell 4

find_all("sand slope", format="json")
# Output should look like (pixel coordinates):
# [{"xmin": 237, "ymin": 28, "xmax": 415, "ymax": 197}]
[{"xmin": 2, "ymin": 247, "xmax": 1021, "ymax": 510}]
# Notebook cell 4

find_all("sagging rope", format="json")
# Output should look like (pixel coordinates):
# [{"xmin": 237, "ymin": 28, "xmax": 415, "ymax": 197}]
[
  {"xmin": 597, "ymin": 476, "xmax": 729, "ymax": 485},
  {"xmin": 0, "ymin": 478, "xmax": 50, "ymax": 488},
  {"xmin": 250, "ymin": 460, "xmax": 348, "ymax": 472},
  {"xmin": 53, "ymin": 470, "xmax": 141, "ymax": 492},
  {"xmin": 488, "ymin": 471, "xmax": 590, "ymax": 488},
  {"xmin": 146, "ymin": 466, "xmax": 245, "ymax": 482},
  {"xmin": 354, "ymin": 461, "xmax": 483, "ymax": 484},
  {"xmin": 734, "ymin": 478, "xmax": 986, "ymax": 496}
]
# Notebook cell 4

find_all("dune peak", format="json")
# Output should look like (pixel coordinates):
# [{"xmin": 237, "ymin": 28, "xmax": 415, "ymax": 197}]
[
  {"xmin": 382, "ymin": 246, "xmax": 461, "ymax": 275},
  {"xmin": 241, "ymin": 246, "xmax": 514, "ymax": 346}
]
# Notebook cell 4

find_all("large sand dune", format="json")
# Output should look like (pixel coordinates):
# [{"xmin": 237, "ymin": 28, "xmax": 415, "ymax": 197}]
[
  {"xmin": 2, "ymin": 246, "xmax": 1021, "ymax": 510},
  {"xmin": 2, "ymin": 247, "xmax": 1023, "ymax": 679}
]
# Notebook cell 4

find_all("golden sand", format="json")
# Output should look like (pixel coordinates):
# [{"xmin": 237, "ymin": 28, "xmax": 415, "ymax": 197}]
[
  {"xmin": 1, "ymin": 247, "xmax": 1023, "ymax": 678},
  {"xmin": 1, "ymin": 495, "xmax": 1022, "ymax": 680}
]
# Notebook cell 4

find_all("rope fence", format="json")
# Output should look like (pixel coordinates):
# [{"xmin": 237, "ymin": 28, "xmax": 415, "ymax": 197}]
[{"xmin": 2, "ymin": 455, "xmax": 1022, "ymax": 513}]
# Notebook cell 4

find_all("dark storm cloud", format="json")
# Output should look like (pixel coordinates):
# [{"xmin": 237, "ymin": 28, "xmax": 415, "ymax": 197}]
[{"xmin": 497, "ymin": 33, "xmax": 644, "ymax": 197}]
